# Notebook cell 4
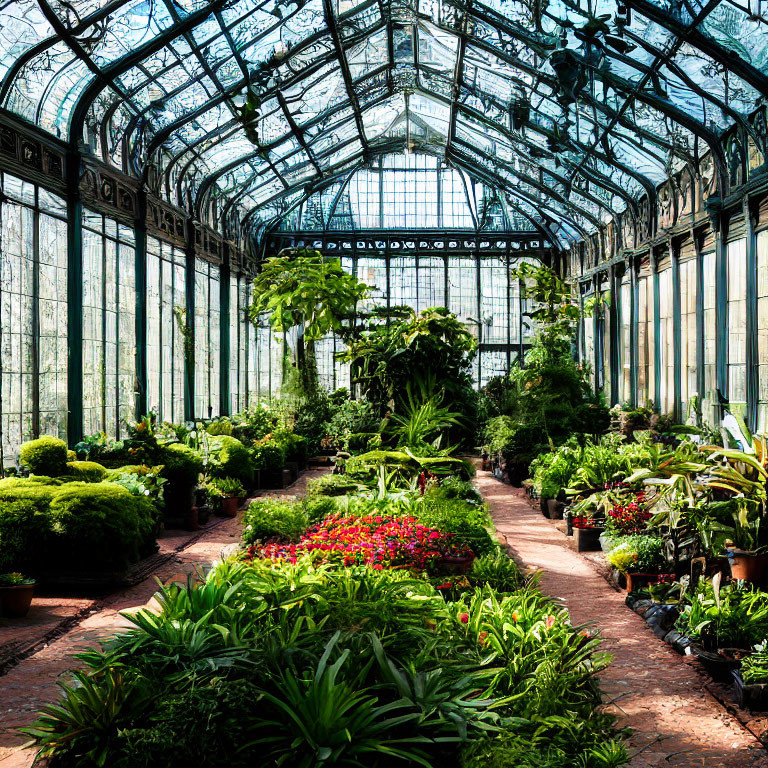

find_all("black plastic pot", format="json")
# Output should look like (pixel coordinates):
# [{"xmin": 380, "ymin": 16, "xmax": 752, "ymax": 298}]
[
  {"xmin": 691, "ymin": 644, "xmax": 747, "ymax": 683},
  {"xmin": 573, "ymin": 526, "xmax": 602, "ymax": 552},
  {"xmin": 732, "ymin": 670, "xmax": 768, "ymax": 710}
]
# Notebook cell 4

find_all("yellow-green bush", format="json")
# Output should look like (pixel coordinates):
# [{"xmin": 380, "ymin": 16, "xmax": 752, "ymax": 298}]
[
  {"xmin": 63, "ymin": 461, "xmax": 108, "ymax": 483},
  {"xmin": 19, "ymin": 436, "xmax": 69, "ymax": 476}
]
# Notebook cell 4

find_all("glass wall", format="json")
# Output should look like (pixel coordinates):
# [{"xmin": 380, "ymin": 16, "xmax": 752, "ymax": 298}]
[
  {"xmin": 727, "ymin": 238, "xmax": 747, "ymax": 414},
  {"xmin": 193, "ymin": 258, "xmax": 221, "ymax": 419},
  {"xmin": 0, "ymin": 173, "xmax": 68, "ymax": 463},
  {"xmin": 620, "ymin": 275, "xmax": 632, "ymax": 404},
  {"xmin": 658, "ymin": 269, "xmax": 674, "ymax": 414},
  {"xmin": 146, "ymin": 237, "xmax": 186, "ymax": 424},
  {"xmin": 702, "ymin": 249, "xmax": 717, "ymax": 423},
  {"xmin": 680, "ymin": 258, "xmax": 698, "ymax": 418},
  {"xmin": 637, "ymin": 276, "xmax": 654, "ymax": 406},
  {"xmin": 758, "ymin": 231, "xmax": 768, "ymax": 430},
  {"xmin": 82, "ymin": 211, "xmax": 137, "ymax": 436},
  {"xmin": 228, "ymin": 273, "xmax": 250, "ymax": 413}
]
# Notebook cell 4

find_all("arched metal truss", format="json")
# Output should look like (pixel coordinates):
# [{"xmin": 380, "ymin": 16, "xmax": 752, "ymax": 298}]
[{"xmin": 2, "ymin": 0, "xmax": 768, "ymax": 247}]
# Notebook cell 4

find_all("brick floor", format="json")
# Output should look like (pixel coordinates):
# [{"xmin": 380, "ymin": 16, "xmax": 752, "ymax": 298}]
[
  {"xmin": 0, "ymin": 470, "xmax": 328, "ymax": 768},
  {"xmin": 474, "ymin": 470, "xmax": 768, "ymax": 768}
]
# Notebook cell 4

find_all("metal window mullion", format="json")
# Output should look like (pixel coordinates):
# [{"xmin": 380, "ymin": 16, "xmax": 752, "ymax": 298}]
[
  {"xmin": 745, "ymin": 199, "xmax": 758, "ymax": 430},
  {"xmin": 66, "ymin": 151, "xmax": 84, "ymax": 447},
  {"xmin": 31, "ymin": 199, "xmax": 40, "ymax": 438}
]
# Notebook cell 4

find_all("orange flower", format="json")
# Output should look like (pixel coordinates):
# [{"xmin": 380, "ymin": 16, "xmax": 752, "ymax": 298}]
[
  {"xmin": 544, "ymin": 615, "xmax": 555, "ymax": 629},
  {"xmin": 512, "ymin": 610, "xmax": 519, "ymax": 623}
]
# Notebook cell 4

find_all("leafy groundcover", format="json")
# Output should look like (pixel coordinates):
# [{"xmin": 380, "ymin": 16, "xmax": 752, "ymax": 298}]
[{"xmin": 26, "ymin": 489, "xmax": 627, "ymax": 768}]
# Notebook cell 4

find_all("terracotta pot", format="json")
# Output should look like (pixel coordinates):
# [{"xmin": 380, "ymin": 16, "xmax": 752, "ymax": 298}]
[
  {"xmin": 220, "ymin": 496, "xmax": 242, "ymax": 518},
  {"xmin": 729, "ymin": 551, "xmax": 767, "ymax": 582},
  {"xmin": 0, "ymin": 583, "xmax": 35, "ymax": 618}
]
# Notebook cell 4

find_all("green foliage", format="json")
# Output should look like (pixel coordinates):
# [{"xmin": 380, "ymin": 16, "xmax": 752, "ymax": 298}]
[
  {"xmin": 106, "ymin": 466, "xmax": 167, "ymax": 511},
  {"xmin": 740, "ymin": 651, "xmax": 768, "ymax": 684},
  {"xmin": 19, "ymin": 437, "xmax": 69, "ymax": 476},
  {"xmin": 250, "ymin": 249, "xmax": 369, "ymax": 394},
  {"xmin": 206, "ymin": 419, "xmax": 234, "ymax": 436},
  {"xmin": 63, "ymin": 461, "xmax": 108, "ymax": 483},
  {"xmin": 307, "ymin": 474, "xmax": 360, "ymax": 497},
  {"xmin": 0, "ymin": 479, "xmax": 158, "ymax": 574},
  {"xmin": 339, "ymin": 307, "xmax": 478, "ymax": 444},
  {"xmin": 249, "ymin": 438, "xmax": 286, "ymax": 472},
  {"xmin": 159, "ymin": 443, "xmax": 203, "ymax": 488},
  {"xmin": 47, "ymin": 484, "xmax": 159, "ymax": 571},
  {"xmin": 386, "ymin": 376, "xmax": 461, "ymax": 453},
  {"xmin": 344, "ymin": 450, "xmax": 472, "ymax": 488},
  {"xmin": 605, "ymin": 536, "xmax": 665, "ymax": 574},
  {"xmin": 229, "ymin": 406, "xmax": 276, "ymax": 443},
  {"xmin": 528, "ymin": 439, "xmax": 583, "ymax": 499},
  {"xmin": 206, "ymin": 476, "xmax": 245, "ymax": 499},
  {"xmin": 207, "ymin": 435, "xmax": 254, "ymax": 484},
  {"xmin": 481, "ymin": 265, "xmax": 609, "ymax": 479},
  {"xmin": 468, "ymin": 550, "xmax": 520, "ymax": 592},
  {"xmin": 26, "ymin": 560, "xmax": 625, "ymax": 768},
  {"xmin": 0, "ymin": 500, "xmax": 48, "ymax": 572},
  {"xmin": 677, "ymin": 578, "xmax": 768, "ymax": 650},
  {"xmin": 325, "ymin": 399, "xmax": 381, "ymax": 450},
  {"xmin": 415, "ymin": 494, "xmax": 496, "ymax": 556},
  {"xmin": 241, "ymin": 499, "xmax": 311, "ymax": 546}
]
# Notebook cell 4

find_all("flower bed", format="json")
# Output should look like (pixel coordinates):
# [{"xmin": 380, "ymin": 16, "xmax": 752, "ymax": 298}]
[{"xmin": 249, "ymin": 513, "xmax": 473, "ymax": 571}]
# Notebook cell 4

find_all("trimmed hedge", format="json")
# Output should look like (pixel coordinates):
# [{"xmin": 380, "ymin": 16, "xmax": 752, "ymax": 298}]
[
  {"xmin": 207, "ymin": 436, "xmax": 253, "ymax": 484},
  {"xmin": 0, "ymin": 478, "xmax": 159, "ymax": 574},
  {"xmin": 19, "ymin": 437, "xmax": 69, "ymax": 476},
  {"xmin": 63, "ymin": 461, "xmax": 108, "ymax": 483}
]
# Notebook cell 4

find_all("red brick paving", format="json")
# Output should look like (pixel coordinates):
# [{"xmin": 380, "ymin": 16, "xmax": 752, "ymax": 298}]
[
  {"xmin": 474, "ymin": 470, "xmax": 768, "ymax": 768},
  {"xmin": 0, "ymin": 470, "xmax": 328, "ymax": 768}
]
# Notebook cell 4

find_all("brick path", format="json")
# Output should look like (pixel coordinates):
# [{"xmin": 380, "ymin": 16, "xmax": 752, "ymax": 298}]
[
  {"xmin": 474, "ymin": 470, "xmax": 768, "ymax": 768},
  {"xmin": 0, "ymin": 470, "xmax": 328, "ymax": 768}
]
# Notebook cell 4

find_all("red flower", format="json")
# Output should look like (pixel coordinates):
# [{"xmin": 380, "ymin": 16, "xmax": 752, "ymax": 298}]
[{"xmin": 459, "ymin": 612, "xmax": 469, "ymax": 624}]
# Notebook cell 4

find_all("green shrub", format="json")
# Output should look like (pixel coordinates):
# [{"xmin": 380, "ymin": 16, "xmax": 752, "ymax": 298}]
[
  {"xmin": 306, "ymin": 474, "xmax": 360, "ymax": 498},
  {"xmin": 107, "ymin": 466, "xmax": 167, "ymax": 511},
  {"xmin": 19, "ymin": 436, "xmax": 69, "ymax": 476},
  {"xmin": 241, "ymin": 499, "xmax": 308, "ymax": 545},
  {"xmin": 250, "ymin": 439, "xmax": 286, "ymax": 473},
  {"xmin": 160, "ymin": 443, "xmax": 204, "ymax": 487},
  {"xmin": 207, "ymin": 436, "xmax": 254, "ymax": 484},
  {"xmin": 468, "ymin": 551, "xmax": 519, "ymax": 592},
  {"xmin": 0, "ymin": 477, "xmax": 59, "ymax": 512},
  {"xmin": 47, "ymin": 483, "xmax": 158, "ymax": 571},
  {"xmin": 425, "ymin": 476, "xmax": 483, "ymax": 505},
  {"xmin": 206, "ymin": 419, "xmax": 233, "ymax": 436},
  {"xmin": 300, "ymin": 496, "xmax": 338, "ymax": 524},
  {"xmin": 415, "ymin": 496, "xmax": 496, "ymax": 556},
  {"xmin": 0, "ymin": 499, "xmax": 49, "ymax": 572},
  {"xmin": 63, "ymin": 461, "xmax": 108, "ymax": 483},
  {"xmin": 606, "ymin": 536, "xmax": 665, "ymax": 574},
  {"xmin": 345, "ymin": 432, "xmax": 382, "ymax": 453}
]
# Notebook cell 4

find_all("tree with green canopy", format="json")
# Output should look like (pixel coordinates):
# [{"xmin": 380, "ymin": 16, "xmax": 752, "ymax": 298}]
[{"xmin": 249, "ymin": 248, "xmax": 369, "ymax": 395}]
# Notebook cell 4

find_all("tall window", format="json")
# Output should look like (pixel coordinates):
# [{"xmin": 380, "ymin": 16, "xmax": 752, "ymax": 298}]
[
  {"xmin": 727, "ymin": 238, "xmax": 747, "ymax": 413},
  {"xmin": 599, "ymin": 283, "xmax": 611, "ymax": 399},
  {"xmin": 637, "ymin": 276, "xmax": 654, "ymax": 406},
  {"xmin": 702, "ymin": 249, "xmax": 717, "ymax": 423},
  {"xmin": 620, "ymin": 275, "xmax": 632, "ymax": 404},
  {"xmin": 0, "ymin": 173, "xmax": 68, "ymax": 461},
  {"xmin": 680, "ymin": 259, "xmax": 698, "ymax": 419},
  {"xmin": 229, "ymin": 274, "xmax": 250, "ymax": 414},
  {"xmin": 146, "ymin": 237, "xmax": 186, "ymax": 423},
  {"xmin": 82, "ymin": 211, "xmax": 137, "ymax": 437},
  {"xmin": 658, "ymin": 269, "xmax": 674, "ymax": 414},
  {"xmin": 194, "ymin": 258, "xmax": 220, "ymax": 419},
  {"xmin": 758, "ymin": 231, "xmax": 768, "ymax": 429}
]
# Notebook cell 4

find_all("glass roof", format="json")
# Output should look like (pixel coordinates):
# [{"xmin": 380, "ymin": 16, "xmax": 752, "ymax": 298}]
[{"xmin": 1, "ymin": 0, "xmax": 767, "ymax": 245}]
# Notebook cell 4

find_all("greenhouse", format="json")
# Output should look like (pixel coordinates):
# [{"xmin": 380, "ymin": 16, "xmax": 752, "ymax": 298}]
[{"xmin": 2, "ymin": 0, "xmax": 768, "ymax": 764}]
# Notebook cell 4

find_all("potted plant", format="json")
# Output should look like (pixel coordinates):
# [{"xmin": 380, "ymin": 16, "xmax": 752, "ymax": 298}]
[
  {"xmin": 570, "ymin": 513, "xmax": 604, "ymax": 552},
  {"xmin": 209, "ymin": 477, "xmax": 246, "ymax": 517},
  {"xmin": 0, "ymin": 572, "xmax": 36, "ymax": 618},
  {"xmin": 733, "ymin": 649, "xmax": 768, "ymax": 710},
  {"xmin": 606, "ymin": 536, "xmax": 669, "ymax": 592}
]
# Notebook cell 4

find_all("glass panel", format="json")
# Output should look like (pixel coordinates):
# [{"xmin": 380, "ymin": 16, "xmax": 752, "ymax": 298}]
[
  {"xmin": 680, "ymin": 259, "xmax": 698, "ymax": 419},
  {"xmin": 658, "ymin": 269, "xmax": 674, "ymax": 415},
  {"xmin": 702, "ymin": 250, "xmax": 718, "ymax": 424},
  {"xmin": 727, "ymin": 239, "xmax": 747, "ymax": 414}
]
